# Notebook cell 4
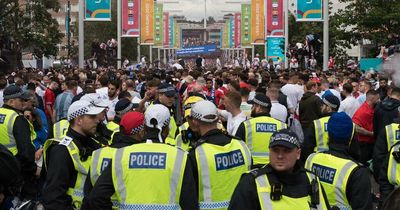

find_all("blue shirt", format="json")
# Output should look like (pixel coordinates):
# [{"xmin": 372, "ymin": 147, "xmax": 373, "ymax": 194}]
[{"xmin": 54, "ymin": 91, "xmax": 74, "ymax": 122}]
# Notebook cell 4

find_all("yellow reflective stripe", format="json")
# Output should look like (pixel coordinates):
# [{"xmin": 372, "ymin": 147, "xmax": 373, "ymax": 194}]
[
  {"xmin": 5, "ymin": 112, "xmax": 18, "ymax": 150},
  {"xmin": 305, "ymin": 153, "xmax": 317, "ymax": 171},
  {"xmin": 255, "ymin": 176, "xmax": 274, "ymax": 210},
  {"xmin": 335, "ymin": 161, "xmax": 357, "ymax": 208},
  {"xmin": 244, "ymin": 120, "xmax": 253, "ymax": 151},
  {"xmin": 54, "ymin": 121, "xmax": 62, "ymax": 139},
  {"xmin": 196, "ymin": 145, "xmax": 212, "ymax": 202},
  {"xmin": 114, "ymin": 147, "xmax": 127, "ymax": 202},
  {"xmin": 388, "ymin": 144, "xmax": 400, "ymax": 185},
  {"xmin": 90, "ymin": 149, "xmax": 102, "ymax": 184},
  {"xmin": 315, "ymin": 120, "xmax": 325, "ymax": 151},
  {"xmin": 387, "ymin": 125, "xmax": 395, "ymax": 151},
  {"xmin": 66, "ymin": 142, "xmax": 88, "ymax": 200},
  {"xmin": 169, "ymin": 149, "xmax": 185, "ymax": 203},
  {"xmin": 176, "ymin": 135, "xmax": 183, "ymax": 147},
  {"xmin": 237, "ymin": 140, "xmax": 252, "ymax": 170}
]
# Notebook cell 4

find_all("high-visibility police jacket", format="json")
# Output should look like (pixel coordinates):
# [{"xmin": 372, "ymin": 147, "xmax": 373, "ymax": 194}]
[
  {"xmin": 111, "ymin": 142, "xmax": 187, "ymax": 209},
  {"xmin": 195, "ymin": 139, "xmax": 252, "ymax": 209},
  {"xmin": 28, "ymin": 120, "xmax": 37, "ymax": 142},
  {"xmin": 242, "ymin": 116, "xmax": 287, "ymax": 165},
  {"xmin": 44, "ymin": 136, "xmax": 91, "ymax": 208},
  {"xmin": 313, "ymin": 116, "xmax": 330, "ymax": 152},
  {"xmin": 385, "ymin": 123, "xmax": 400, "ymax": 151},
  {"xmin": 53, "ymin": 119, "xmax": 69, "ymax": 140},
  {"xmin": 90, "ymin": 146, "xmax": 117, "ymax": 185},
  {"xmin": 172, "ymin": 122, "xmax": 191, "ymax": 151},
  {"xmin": 254, "ymin": 170, "xmax": 329, "ymax": 210},
  {"xmin": 106, "ymin": 121, "xmax": 120, "ymax": 133},
  {"xmin": 0, "ymin": 108, "xmax": 20, "ymax": 155},
  {"xmin": 147, "ymin": 103, "xmax": 178, "ymax": 144},
  {"xmin": 387, "ymin": 142, "xmax": 400, "ymax": 186},
  {"xmin": 305, "ymin": 152, "xmax": 359, "ymax": 210}
]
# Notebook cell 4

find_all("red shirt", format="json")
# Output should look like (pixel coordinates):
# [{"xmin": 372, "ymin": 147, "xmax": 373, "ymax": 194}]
[
  {"xmin": 352, "ymin": 102, "xmax": 375, "ymax": 143},
  {"xmin": 44, "ymin": 88, "xmax": 55, "ymax": 118}
]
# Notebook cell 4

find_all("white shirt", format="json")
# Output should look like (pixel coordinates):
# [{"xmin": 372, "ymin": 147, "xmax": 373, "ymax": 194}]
[
  {"xmin": 106, "ymin": 97, "xmax": 119, "ymax": 120},
  {"xmin": 219, "ymin": 110, "xmax": 247, "ymax": 135},
  {"xmin": 248, "ymin": 91, "xmax": 256, "ymax": 101},
  {"xmin": 338, "ymin": 95, "xmax": 359, "ymax": 118},
  {"xmin": 270, "ymin": 101, "xmax": 288, "ymax": 123},
  {"xmin": 281, "ymin": 84, "xmax": 304, "ymax": 110},
  {"xmin": 96, "ymin": 87, "xmax": 109, "ymax": 101},
  {"xmin": 240, "ymin": 102, "xmax": 252, "ymax": 118}
]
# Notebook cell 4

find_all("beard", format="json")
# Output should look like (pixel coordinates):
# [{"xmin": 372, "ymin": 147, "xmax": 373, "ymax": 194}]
[{"xmin": 251, "ymin": 109, "xmax": 257, "ymax": 118}]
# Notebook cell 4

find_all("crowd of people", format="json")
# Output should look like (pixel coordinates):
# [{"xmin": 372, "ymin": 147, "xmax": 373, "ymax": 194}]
[{"xmin": 0, "ymin": 57, "xmax": 400, "ymax": 210}]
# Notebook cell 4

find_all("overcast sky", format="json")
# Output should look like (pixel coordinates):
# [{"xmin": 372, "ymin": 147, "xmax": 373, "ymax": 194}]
[{"xmin": 162, "ymin": 0, "xmax": 246, "ymax": 21}]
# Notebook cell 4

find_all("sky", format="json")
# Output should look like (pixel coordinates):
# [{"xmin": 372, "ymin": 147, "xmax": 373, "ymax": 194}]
[{"xmin": 162, "ymin": 0, "xmax": 246, "ymax": 21}]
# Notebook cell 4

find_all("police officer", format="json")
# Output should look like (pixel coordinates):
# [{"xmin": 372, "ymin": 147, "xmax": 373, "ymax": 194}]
[
  {"xmin": 379, "ymin": 140, "xmax": 400, "ymax": 203},
  {"xmin": 305, "ymin": 112, "xmax": 372, "ymax": 210},
  {"xmin": 0, "ymin": 85, "xmax": 37, "ymax": 198},
  {"xmin": 42, "ymin": 100, "xmax": 106, "ymax": 209},
  {"xmin": 302, "ymin": 94, "xmax": 340, "ymax": 161},
  {"xmin": 229, "ymin": 129, "xmax": 330, "ymax": 210},
  {"xmin": 173, "ymin": 95, "xmax": 205, "ymax": 151},
  {"xmin": 235, "ymin": 93, "xmax": 287, "ymax": 168},
  {"xmin": 84, "ymin": 111, "xmax": 145, "ymax": 205},
  {"xmin": 373, "ymin": 107, "xmax": 400, "ymax": 179},
  {"xmin": 187, "ymin": 100, "xmax": 252, "ymax": 209},
  {"xmin": 106, "ymin": 98, "xmax": 136, "ymax": 133},
  {"xmin": 154, "ymin": 83, "xmax": 180, "ymax": 144},
  {"xmin": 82, "ymin": 104, "xmax": 198, "ymax": 210},
  {"xmin": 53, "ymin": 93, "xmax": 111, "ymax": 141}
]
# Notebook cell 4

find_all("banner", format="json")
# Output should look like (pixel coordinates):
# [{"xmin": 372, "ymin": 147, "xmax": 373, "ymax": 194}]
[
  {"xmin": 229, "ymin": 16, "xmax": 234, "ymax": 48},
  {"xmin": 163, "ymin": 12, "xmax": 169, "ymax": 47},
  {"xmin": 241, "ymin": 4, "xmax": 251, "ymax": 46},
  {"xmin": 140, "ymin": 0, "xmax": 154, "ymax": 44},
  {"xmin": 154, "ymin": 4, "xmax": 163, "ymax": 46},
  {"xmin": 122, "ymin": 0, "xmax": 140, "ymax": 37},
  {"xmin": 251, "ymin": 0, "xmax": 264, "ymax": 44},
  {"xmin": 175, "ymin": 24, "xmax": 180, "ymax": 48},
  {"xmin": 234, "ymin": 13, "xmax": 241, "ymax": 48},
  {"xmin": 222, "ymin": 22, "xmax": 227, "ymax": 48},
  {"xmin": 169, "ymin": 17, "xmax": 174, "ymax": 47},
  {"xmin": 297, "ymin": 0, "xmax": 323, "ymax": 21},
  {"xmin": 85, "ymin": 0, "xmax": 111, "ymax": 21},
  {"xmin": 176, "ymin": 44, "xmax": 218, "ymax": 56},
  {"xmin": 265, "ymin": 0, "xmax": 284, "ymax": 37},
  {"xmin": 266, "ymin": 37, "xmax": 285, "ymax": 64}
]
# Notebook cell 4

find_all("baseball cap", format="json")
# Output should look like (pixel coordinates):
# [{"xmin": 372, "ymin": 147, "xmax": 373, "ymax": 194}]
[
  {"xmin": 115, "ymin": 98, "xmax": 135, "ymax": 116},
  {"xmin": 158, "ymin": 83, "xmax": 177, "ymax": 97},
  {"xmin": 120, "ymin": 112, "xmax": 145, "ymax": 135},
  {"xmin": 248, "ymin": 93, "xmax": 271, "ymax": 108},
  {"xmin": 322, "ymin": 94, "xmax": 340, "ymax": 110},
  {"xmin": 67, "ymin": 100, "xmax": 106, "ymax": 121},
  {"xmin": 3, "ymin": 85, "xmax": 30, "ymax": 100},
  {"xmin": 145, "ymin": 104, "xmax": 170, "ymax": 129},
  {"xmin": 269, "ymin": 129, "xmax": 301, "ymax": 149},
  {"xmin": 327, "ymin": 112, "xmax": 354, "ymax": 144},
  {"xmin": 183, "ymin": 96, "xmax": 205, "ymax": 118},
  {"xmin": 190, "ymin": 100, "xmax": 218, "ymax": 123},
  {"xmin": 80, "ymin": 93, "xmax": 111, "ymax": 108}
]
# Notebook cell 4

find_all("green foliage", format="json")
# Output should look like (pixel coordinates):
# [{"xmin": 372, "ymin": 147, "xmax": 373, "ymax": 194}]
[
  {"xmin": 334, "ymin": 0, "xmax": 400, "ymax": 55},
  {"xmin": 0, "ymin": 0, "xmax": 62, "ymax": 57}
]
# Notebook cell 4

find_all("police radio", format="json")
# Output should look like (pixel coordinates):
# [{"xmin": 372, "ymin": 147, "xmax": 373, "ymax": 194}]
[
  {"xmin": 310, "ymin": 178, "xmax": 320, "ymax": 207},
  {"xmin": 392, "ymin": 149, "xmax": 400, "ymax": 163},
  {"xmin": 270, "ymin": 183, "xmax": 283, "ymax": 201}
]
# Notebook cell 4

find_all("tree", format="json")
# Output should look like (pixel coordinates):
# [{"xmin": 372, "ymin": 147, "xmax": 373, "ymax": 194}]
[
  {"xmin": 0, "ymin": 0, "xmax": 62, "ymax": 71},
  {"xmin": 334, "ymin": 0, "xmax": 400, "ymax": 56}
]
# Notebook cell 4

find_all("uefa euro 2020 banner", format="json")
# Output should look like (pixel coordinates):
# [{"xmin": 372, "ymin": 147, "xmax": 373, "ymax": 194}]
[
  {"xmin": 85, "ymin": 0, "xmax": 111, "ymax": 21},
  {"xmin": 122, "ymin": 0, "xmax": 140, "ymax": 37},
  {"xmin": 297, "ymin": 0, "xmax": 323, "ymax": 21},
  {"xmin": 266, "ymin": 37, "xmax": 285, "ymax": 64}
]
